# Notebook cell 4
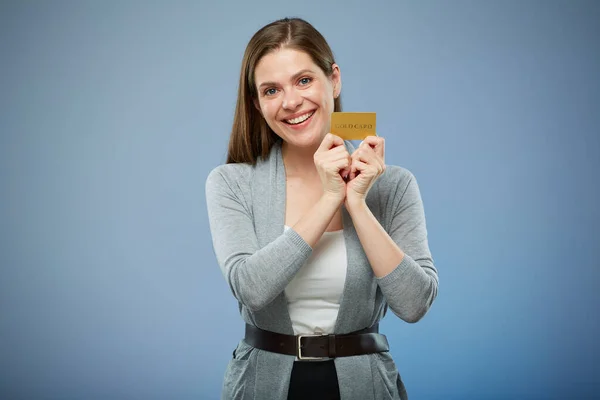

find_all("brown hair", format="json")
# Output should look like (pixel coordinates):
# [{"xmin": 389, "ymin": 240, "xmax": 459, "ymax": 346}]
[{"xmin": 226, "ymin": 17, "xmax": 342, "ymax": 164}]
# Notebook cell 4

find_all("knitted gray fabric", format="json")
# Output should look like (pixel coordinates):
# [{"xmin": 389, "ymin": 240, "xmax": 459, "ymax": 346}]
[{"xmin": 206, "ymin": 140, "xmax": 438, "ymax": 400}]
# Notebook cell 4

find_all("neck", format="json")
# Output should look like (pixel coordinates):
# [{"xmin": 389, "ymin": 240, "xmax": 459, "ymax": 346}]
[{"xmin": 281, "ymin": 141, "xmax": 319, "ymax": 178}]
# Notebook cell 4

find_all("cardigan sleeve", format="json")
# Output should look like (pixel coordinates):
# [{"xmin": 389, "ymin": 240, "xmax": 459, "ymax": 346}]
[
  {"xmin": 376, "ymin": 170, "xmax": 439, "ymax": 322},
  {"xmin": 205, "ymin": 166, "xmax": 313, "ymax": 312}
]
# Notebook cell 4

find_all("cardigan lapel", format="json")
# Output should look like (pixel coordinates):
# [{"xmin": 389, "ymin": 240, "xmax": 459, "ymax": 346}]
[
  {"xmin": 334, "ymin": 140, "xmax": 381, "ymax": 334},
  {"xmin": 250, "ymin": 141, "xmax": 295, "ymax": 335},
  {"xmin": 252, "ymin": 140, "xmax": 379, "ymax": 335}
]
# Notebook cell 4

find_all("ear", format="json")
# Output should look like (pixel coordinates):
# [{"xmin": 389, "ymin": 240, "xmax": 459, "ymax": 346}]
[{"xmin": 331, "ymin": 63, "xmax": 342, "ymax": 99}]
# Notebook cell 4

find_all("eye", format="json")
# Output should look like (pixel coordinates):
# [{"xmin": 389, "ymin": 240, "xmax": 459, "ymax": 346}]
[
  {"xmin": 298, "ymin": 77, "xmax": 312, "ymax": 86},
  {"xmin": 264, "ymin": 88, "xmax": 278, "ymax": 96}
]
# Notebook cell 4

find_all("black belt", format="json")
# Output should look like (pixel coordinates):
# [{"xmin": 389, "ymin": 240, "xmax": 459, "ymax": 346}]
[{"xmin": 244, "ymin": 323, "xmax": 389, "ymax": 360}]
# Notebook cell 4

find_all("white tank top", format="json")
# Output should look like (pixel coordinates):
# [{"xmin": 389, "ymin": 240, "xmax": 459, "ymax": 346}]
[{"xmin": 283, "ymin": 226, "xmax": 348, "ymax": 335}]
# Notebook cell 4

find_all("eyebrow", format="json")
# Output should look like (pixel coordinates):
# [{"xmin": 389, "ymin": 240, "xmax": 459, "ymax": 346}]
[{"xmin": 257, "ymin": 69, "xmax": 315, "ymax": 90}]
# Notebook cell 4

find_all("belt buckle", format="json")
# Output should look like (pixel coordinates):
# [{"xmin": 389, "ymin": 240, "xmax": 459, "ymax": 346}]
[{"xmin": 297, "ymin": 333, "xmax": 328, "ymax": 360}]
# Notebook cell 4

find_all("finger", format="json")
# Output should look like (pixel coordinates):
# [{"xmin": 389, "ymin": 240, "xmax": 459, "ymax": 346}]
[
  {"xmin": 321, "ymin": 152, "xmax": 350, "ymax": 170},
  {"xmin": 349, "ymin": 159, "xmax": 360, "ymax": 181},
  {"xmin": 331, "ymin": 156, "xmax": 350, "ymax": 173},
  {"xmin": 329, "ymin": 144, "xmax": 350, "ymax": 156},
  {"xmin": 318, "ymin": 147, "xmax": 350, "ymax": 166},
  {"xmin": 353, "ymin": 141, "xmax": 376, "ymax": 157},
  {"xmin": 355, "ymin": 147, "xmax": 385, "ymax": 173},
  {"xmin": 351, "ymin": 159, "xmax": 370, "ymax": 174},
  {"xmin": 363, "ymin": 135, "xmax": 384, "ymax": 158},
  {"xmin": 353, "ymin": 147, "xmax": 376, "ymax": 164},
  {"xmin": 353, "ymin": 156, "xmax": 384, "ymax": 177},
  {"xmin": 339, "ymin": 155, "xmax": 352, "ymax": 179},
  {"xmin": 357, "ymin": 141, "xmax": 369, "ymax": 152},
  {"xmin": 363, "ymin": 135, "xmax": 382, "ymax": 147},
  {"xmin": 339, "ymin": 167, "xmax": 349, "ymax": 180},
  {"xmin": 319, "ymin": 133, "xmax": 344, "ymax": 151},
  {"xmin": 315, "ymin": 143, "xmax": 348, "ymax": 168}
]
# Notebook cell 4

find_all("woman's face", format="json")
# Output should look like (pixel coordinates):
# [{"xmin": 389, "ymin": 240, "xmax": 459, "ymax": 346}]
[{"xmin": 253, "ymin": 47, "xmax": 341, "ymax": 150}]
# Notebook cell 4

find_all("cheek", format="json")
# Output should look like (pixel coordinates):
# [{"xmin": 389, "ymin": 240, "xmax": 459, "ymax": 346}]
[
  {"xmin": 307, "ymin": 85, "xmax": 333, "ymax": 109},
  {"xmin": 319, "ymin": 84, "xmax": 334, "ymax": 106},
  {"xmin": 259, "ymin": 101, "xmax": 277, "ymax": 119},
  {"xmin": 319, "ymin": 90, "xmax": 334, "ymax": 112}
]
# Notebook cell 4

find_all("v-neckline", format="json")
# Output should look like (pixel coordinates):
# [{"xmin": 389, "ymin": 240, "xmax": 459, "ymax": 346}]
[{"xmin": 272, "ymin": 140, "xmax": 365, "ymax": 335}]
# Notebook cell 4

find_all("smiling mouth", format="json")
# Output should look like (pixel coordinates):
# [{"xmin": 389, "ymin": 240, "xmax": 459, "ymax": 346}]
[{"xmin": 284, "ymin": 111, "xmax": 315, "ymax": 125}]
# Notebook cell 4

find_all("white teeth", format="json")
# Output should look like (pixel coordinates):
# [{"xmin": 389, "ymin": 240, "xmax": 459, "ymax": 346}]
[{"xmin": 286, "ymin": 111, "xmax": 314, "ymax": 125}]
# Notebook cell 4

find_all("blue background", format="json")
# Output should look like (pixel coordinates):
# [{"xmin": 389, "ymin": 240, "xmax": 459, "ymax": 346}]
[{"xmin": 1, "ymin": 1, "xmax": 599, "ymax": 399}]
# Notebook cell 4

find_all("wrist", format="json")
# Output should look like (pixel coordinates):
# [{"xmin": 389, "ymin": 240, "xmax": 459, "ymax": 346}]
[
  {"xmin": 321, "ymin": 191, "xmax": 345, "ymax": 207},
  {"xmin": 345, "ymin": 196, "xmax": 368, "ymax": 215}
]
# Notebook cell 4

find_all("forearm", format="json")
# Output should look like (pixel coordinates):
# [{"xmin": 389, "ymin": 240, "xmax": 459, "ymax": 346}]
[
  {"xmin": 377, "ymin": 255, "xmax": 438, "ymax": 322},
  {"xmin": 226, "ymin": 194, "xmax": 340, "ymax": 310},
  {"xmin": 207, "ymin": 171, "xmax": 343, "ymax": 311},
  {"xmin": 292, "ymin": 193, "xmax": 343, "ymax": 247},
  {"xmin": 347, "ymin": 198, "xmax": 438, "ymax": 323},
  {"xmin": 206, "ymin": 169, "xmax": 314, "ymax": 311},
  {"xmin": 346, "ymin": 200, "xmax": 404, "ymax": 277},
  {"xmin": 226, "ymin": 229, "xmax": 312, "ymax": 311},
  {"xmin": 232, "ymin": 194, "xmax": 341, "ymax": 309}
]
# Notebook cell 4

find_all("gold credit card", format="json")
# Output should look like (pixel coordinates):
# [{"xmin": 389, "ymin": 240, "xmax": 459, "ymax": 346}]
[{"xmin": 330, "ymin": 112, "xmax": 377, "ymax": 140}]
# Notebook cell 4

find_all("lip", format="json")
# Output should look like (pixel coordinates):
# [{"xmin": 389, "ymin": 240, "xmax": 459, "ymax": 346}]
[
  {"xmin": 281, "ymin": 109, "xmax": 316, "ymax": 122},
  {"xmin": 281, "ymin": 110, "xmax": 316, "ymax": 131}
]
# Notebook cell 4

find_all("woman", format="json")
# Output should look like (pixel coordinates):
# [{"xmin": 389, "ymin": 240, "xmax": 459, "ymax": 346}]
[{"xmin": 205, "ymin": 17, "xmax": 438, "ymax": 400}]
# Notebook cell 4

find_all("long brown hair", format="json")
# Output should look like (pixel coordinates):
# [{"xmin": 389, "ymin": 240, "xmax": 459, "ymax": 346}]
[{"xmin": 226, "ymin": 17, "xmax": 342, "ymax": 164}]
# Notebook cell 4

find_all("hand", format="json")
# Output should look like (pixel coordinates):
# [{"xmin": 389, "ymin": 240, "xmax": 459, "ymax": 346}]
[
  {"xmin": 314, "ymin": 133, "xmax": 351, "ymax": 203},
  {"xmin": 346, "ymin": 136, "xmax": 386, "ymax": 207}
]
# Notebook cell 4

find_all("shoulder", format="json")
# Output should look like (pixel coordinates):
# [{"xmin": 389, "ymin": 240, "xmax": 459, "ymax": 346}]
[
  {"xmin": 205, "ymin": 163, "xmax": 255, "ymax": 195},
  {"xmin": 206, "ymin": 142, "xmax": 279, "ymax": 190}
]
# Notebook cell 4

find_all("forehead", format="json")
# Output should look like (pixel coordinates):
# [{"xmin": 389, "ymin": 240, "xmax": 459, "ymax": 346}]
[{"xmin": 255, "ymin": 48, "xmax": 320, "ymax": 84}]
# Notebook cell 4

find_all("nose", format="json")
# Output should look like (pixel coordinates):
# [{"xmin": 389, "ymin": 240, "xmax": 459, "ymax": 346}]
[{"xmin": 282, "ymin": 89, "xmax": 302, "ymax": 110}]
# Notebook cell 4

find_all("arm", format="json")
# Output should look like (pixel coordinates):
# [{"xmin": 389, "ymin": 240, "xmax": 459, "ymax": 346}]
[
  {"xmin": 348, "ymin": 172, "xmax": 438, "ymax": 323},
  {"xmin": 291, "ymin": 193, "xmax": 343, "ymax": 247},
  {"xmin": 205, "ymin": 168, "xmax": 341, "ymax": 312}
]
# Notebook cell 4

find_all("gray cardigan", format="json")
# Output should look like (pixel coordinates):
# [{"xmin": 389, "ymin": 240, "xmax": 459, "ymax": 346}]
[{"xmin": 205, "ymin": 140, "xmax": 438, "ymax": 400}]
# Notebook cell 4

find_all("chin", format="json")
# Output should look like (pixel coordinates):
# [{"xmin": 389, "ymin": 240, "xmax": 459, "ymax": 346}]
[
  {"xmin": 288, "ymin": 130, "xmax": 326, "ymax": 149},
  {"xmin": 281, "ymin": 125, "xmax": 327, "ymax": 149}
]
